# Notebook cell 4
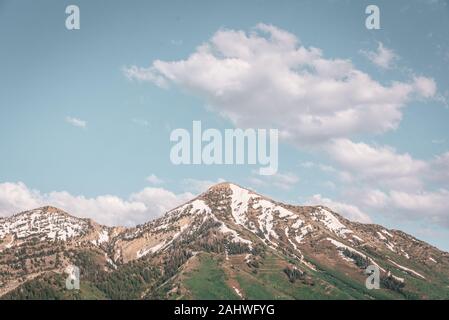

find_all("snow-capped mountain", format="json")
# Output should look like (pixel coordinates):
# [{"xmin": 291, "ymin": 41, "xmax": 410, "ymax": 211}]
[
  {"xmin": 0, "ymin": 206, "xmax": 114, "ymax": 249},
  {"xmin": 0, "ymin": 206, "xmax": 91, "ymax": 242},
  {"xmin": 1, "ymin": 183, "xmax": 448, "ymax": 299}
]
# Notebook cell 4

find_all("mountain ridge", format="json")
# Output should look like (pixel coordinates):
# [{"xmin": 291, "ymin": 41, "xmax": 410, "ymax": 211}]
[{"xmin": 1, "ymin": 182, "xmax": 448, "ymax": 299}]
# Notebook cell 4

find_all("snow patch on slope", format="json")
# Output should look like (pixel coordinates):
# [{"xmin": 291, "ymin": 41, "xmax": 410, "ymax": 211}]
[
  {"xmin": 385, "ymin": 242, "xmax": 396, "ymax": 253},
  {"xmin": 218, "ymin": 223, "xmax": 252, "ymax": 248},
  {"xmin": 291, "ymin": 219, "xmax": 304, "ymax": 229},
  {"xmin": 255, "ymin": 199, "xmax": 280, "ymax": 242},
  {"xmin": 327, "ymin": 237, "xmax": 386, "ymax": 272},
  {"xmin": 381, "ymin": 229, "xmax": 393, "ymax": 238},
  {"xmin": 229, "ymin": 184, "xmax": 257, "ymax": 227},
  {"xmin": 388, "ymin": 259, "xmax": 426, "ymax": 279},
  {"xmin": 295, "ymin": 224, "xmax": 313, "ymax": 243},
  {"xmin": 137, "ymin": 242, "xmax": 165, "ymax": 258},
  {"xmin": 377, "ymin": 232, "xmax": 387, "ymax": 241},
  {"xmin": 233, "ymin": 286, "xmax": 243, "ymax": 299},
  {"xmin": 91, "ymin": 229, "xmax": 109, "ymax": 246},
  {"xmin": 313, "ymin": 208, "xmax": 353, "ymax": 238},
  {"xmin": 327, "ymin": 238, "xmax": 367, "ymax": 258}
]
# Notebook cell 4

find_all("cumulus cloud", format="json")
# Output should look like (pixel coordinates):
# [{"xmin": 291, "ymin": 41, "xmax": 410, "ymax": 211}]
[
  {"xmin": 66, "ymin": 116, "xmax": 87, "ymax": 128},
  {"xmin": 326, "ymin": 139, "xmax": 427, "ymax": 190},
  {"xmin": 361, "ymin": 42, "xmax": 398, "ymax": 69},
  {"xmin": 358, "ymin": 189, "xmax": 389, "ymax": 209},
  {"xmin": 388, "ymin": 189, "xmax": 448, "ymax": 219},
  {"xmin": 0, "ymin": 182, "xmax": 193, "ymax": 227},
  {"xmin": 0, "ymin": 182, "xmax": 42, "ymax": 215},
  {"xmin": 319, "ymin": 139, "xmax": 449, "ymax": 227},
  {"xmin": 305, "ymin": 194, "xmax": 372, "ymax": 223},
  {"xmin": 326, "ymin": 139, "xmax": 449, "ymax": 189},
  {"xmin": 345, "ymin": 188, "xmax": 449, "ymax": 227},
  {"xmin": 124, "ymin": 24, "xmax": 437, "ymax": 145}
]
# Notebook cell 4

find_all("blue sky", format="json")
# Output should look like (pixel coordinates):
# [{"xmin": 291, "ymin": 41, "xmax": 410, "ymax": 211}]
[{"xmin": 1, "ymin": 0, "xmax": 449, "ymax": 250}]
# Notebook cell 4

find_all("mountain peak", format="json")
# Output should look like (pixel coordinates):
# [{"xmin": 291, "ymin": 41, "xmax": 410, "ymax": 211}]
[
  {"xmin": 9, "ymin": 205, "xmax": 71, "ymax": 219},
  {"xmin": 36, "ymin": 206, "xmax": 69, "ymax": 215},
  {"xmin": 206, "ymin": 181, "xmax": 237, "ymax": 191},
  {"xmin": 205, "ymin": 181, "xmax": 258, "ymax": 197},
  {"xmin": 6, "ymin": 206, "xmax": 91, "ymax": 226},
  {"xmin": 39, "ymin": 205, "xmax": 63, "ymax": 212}
]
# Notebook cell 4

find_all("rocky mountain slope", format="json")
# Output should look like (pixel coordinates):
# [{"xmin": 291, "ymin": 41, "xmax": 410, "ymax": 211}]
[{"xmin": 1, "ymin": 182, "xmax": 448, "ymax": 299}]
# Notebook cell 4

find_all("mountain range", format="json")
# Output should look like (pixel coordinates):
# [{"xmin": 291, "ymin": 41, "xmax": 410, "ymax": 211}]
[{"xmin": 1, "ymin": 182, "xmax": 448, "ymax": 299}]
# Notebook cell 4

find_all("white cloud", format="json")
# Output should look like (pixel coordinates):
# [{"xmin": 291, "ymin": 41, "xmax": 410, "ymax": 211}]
[
  {"xmin": 305, "ymin": 194, "xmax": 372, "ymax": 223},
  {"xmin": 326, "ymin": 139, "xmax": 449, "ymax": 189},
  {"xmin": 124, "ymin": 24, "xmax": 437, "ymax": 145},
  {"xmin": 123, "ymin": 65, "xmax": 167, "ymax": 88},
  {"xmin": 0, "ymin": 182, "xmax": 193, "ymax": 227},
  {"xmin": 128, "ymin": 187, "xmax": 193, "ymax": 223},
  {"xmin": 347, "ymin": 188, "xmax": 449, "ymax": 227},
  {"xmin": 359, "ymin": 189, "xmax": 389, "ymax": 209},
  {"xmin": 322, "ymin": 139, "xmax": 449, "ymax": 229},
  {"xmin": 388, "ymin": 189, "xmax": 448, "ymax": 218},
  {"xmin": 412, "ymin": 76, "xmax": 437, "ymax": 98},
  {"xmin": 146, "ymin": 174, "xmax": 164, "ymax": 185},
  {"xmin": 361, "ymin": 42, "xmax": 398, "ymax": 69},
  {"xmin": 326, "ymin": 139, "xmax": 427, "ymax": 190},
  {"xmin": 66, "ymin": 116, "xmax": 87, "ymax": 128},
  {"xmin": 0, "ymin": 182, "xmax": 42, "ymax": 215}
]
